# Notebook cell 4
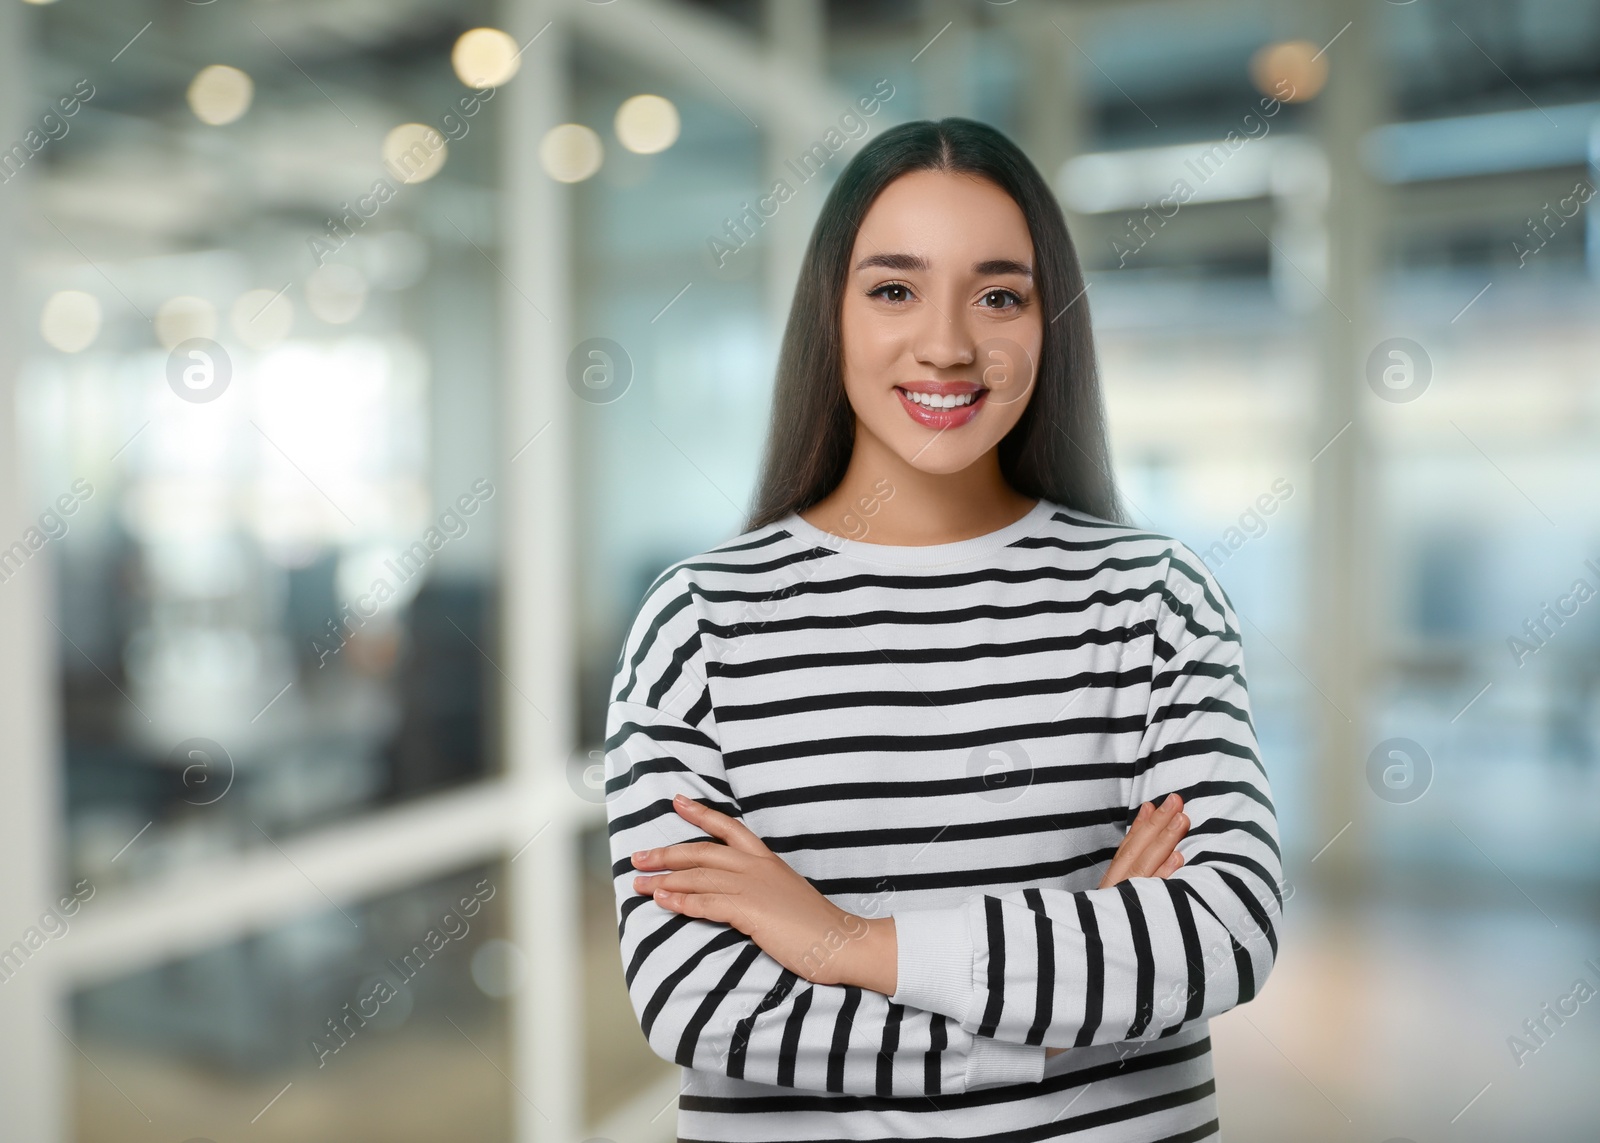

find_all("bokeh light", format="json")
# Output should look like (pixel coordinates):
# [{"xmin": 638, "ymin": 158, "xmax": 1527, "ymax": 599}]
[
  {"xmin": 451, "ymin": 27, "xmax": 521, "ymax": 88},
  {"xmin": 470, "ymin": 939, "xmax": 528, "ymax": 998},
  {"xmin": 614, "ymin": 94, "xmax": 680, "ymax": 154},
  {"xmin": 539, "ymin": 123, "xmax": 603, "ymax": 183},
  {"xmin": 1250, "ymin": 39, "xmax": 1328, "ymax": 102},
  {"xmin": 155, "ymin": 296, "xmax": 218, "ymax": 349},
  {"xmin": 40, "ymin": 290, "xmax": 101, "ymax": 353},
  {"xmin": 382, "ymin": 122, "xmax": 448, "ymax": 184},
  {"xmin": 186, "ymin": 64, "xmax": 254, "ymax": 126}
]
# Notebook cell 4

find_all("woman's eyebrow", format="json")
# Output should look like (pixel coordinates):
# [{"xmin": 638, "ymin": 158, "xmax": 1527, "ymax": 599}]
[
  {"xmin": 853, "ymin": 252, "xmax": 1033, "ymax": 278},
  {"xmin": 855, "ymin": 252, "xmax": 928, "ymax": 273},
  {"xmin": 975, "ymin": 258, "xmax": 1033, "ymax": 278}
]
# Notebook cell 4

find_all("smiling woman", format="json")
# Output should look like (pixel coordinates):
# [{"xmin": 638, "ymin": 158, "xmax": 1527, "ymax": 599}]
[
  {"xmin": 805, "ymin": 166, "xmax": 1045, "ymax": 536},
  {"xmin": 604, "ymin": 118, "xmax": 1283, "ymax": 1143}
]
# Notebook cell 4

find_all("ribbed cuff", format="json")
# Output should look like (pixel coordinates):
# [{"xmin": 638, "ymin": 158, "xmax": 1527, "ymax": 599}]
[
  {"xmin": 964, "ymin": 1033, "xmax": 1049, "ymax": 1089},
  {"xmin": 888, "ymin": 905, "xmax": 979, "ymax": 1022}
]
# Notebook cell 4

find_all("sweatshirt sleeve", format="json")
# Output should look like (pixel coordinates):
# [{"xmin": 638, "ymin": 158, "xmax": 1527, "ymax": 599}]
[
  {"xmin": 887, "ymin": 545, "xmax": 1284, "ymax": 1049},
  {"xmin": 604, "ymin": 567, "xmax": 1047, "ymax": 1096}
]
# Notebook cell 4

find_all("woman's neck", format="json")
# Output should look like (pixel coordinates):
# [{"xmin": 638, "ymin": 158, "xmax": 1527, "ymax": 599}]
[{"xmin": 797, "ymin": 424, "xmax": 1037, "ymax": 546}]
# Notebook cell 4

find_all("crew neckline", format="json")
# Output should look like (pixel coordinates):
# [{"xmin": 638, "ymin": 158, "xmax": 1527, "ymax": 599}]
[{"xmin": 778, "ymin": 497, "xmax": 1057, "ymax": 568}]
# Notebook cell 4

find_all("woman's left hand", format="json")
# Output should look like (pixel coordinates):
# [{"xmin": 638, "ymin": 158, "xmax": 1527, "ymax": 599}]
[{"xmin": 631, "ymin": 794, "xmax": 885, "ymax": 989}]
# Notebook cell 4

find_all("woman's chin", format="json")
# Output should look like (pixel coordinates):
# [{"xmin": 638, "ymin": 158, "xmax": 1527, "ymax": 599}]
[{"xmin": 885, "ymin": 436, "xmax": 994, "ymax": 476}]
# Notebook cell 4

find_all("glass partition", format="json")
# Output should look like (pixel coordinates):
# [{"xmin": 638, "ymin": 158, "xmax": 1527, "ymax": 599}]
[{"xmin": 18, "ymin": 0, "xmax": 506, "ymax": 903}]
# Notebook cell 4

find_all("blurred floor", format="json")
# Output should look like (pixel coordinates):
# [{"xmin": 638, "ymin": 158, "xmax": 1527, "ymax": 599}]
[
  {"xmin": 74, "ymin": 1021, "xmax": 511, "ymax": 1142},
  {"xmin": 1213, "ymin": 877, "xmax": 1600, "ymax": 1143},
  {"xmin": 69, "ymin": 851, "xmax": 666, "ymax": 1142}
]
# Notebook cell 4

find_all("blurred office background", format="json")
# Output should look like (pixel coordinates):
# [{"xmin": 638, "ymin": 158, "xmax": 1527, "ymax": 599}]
[{"xmin": 0, "ymin": 0, "xmax": 1597, "ymax": 1139}]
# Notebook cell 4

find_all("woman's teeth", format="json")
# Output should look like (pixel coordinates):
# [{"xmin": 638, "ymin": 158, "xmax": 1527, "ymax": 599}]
[{"xmin": 900, "ymin": 388, "xmax": 981, "ymax": 408}]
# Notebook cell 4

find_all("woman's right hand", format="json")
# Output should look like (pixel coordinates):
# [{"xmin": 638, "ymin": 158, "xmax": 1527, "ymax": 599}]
[
  {"xmin": 1096, "ymin": 793, "xmax": 1188, "ymax": 889},
  {"xmin": 1044, "ymin": 794, "xmax": 1189, "ymax": 1059}
]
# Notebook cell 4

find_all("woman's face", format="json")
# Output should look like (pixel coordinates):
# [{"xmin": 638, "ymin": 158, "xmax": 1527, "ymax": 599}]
[{"xmin": 839, "ymin": 168, "xmax": 1042, "ymax": 476}]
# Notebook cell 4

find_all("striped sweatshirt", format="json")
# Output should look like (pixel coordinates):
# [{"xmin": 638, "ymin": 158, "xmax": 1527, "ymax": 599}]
[{"xmin": 604, "ymin": 496, "xmax": 1283, "ymax": 1142}]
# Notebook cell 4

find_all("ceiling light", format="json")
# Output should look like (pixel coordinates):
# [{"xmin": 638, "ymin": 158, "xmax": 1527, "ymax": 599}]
[
  {"xmin": 40, "ymin": 290, "xmax": 101, "ymax": 353},
  {"xmin": 452, "ymin": 27, "xmax": 521, "ymax": 88},
  {"xmin": 540, "ymin": 124, "xmax": 602, "ymax": 183},
  {"xmin": 615, "ymin": 94, "xmax": 680, "ymax": 155},
  {"xmin": 187, "ymin": 65, "xmax": 254, "ymax": 126}
]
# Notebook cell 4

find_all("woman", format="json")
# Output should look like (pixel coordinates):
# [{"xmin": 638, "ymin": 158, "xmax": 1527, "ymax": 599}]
[{"xmin": 605, "ymin": 117, "xmax": 1283, "ymax": 1141}]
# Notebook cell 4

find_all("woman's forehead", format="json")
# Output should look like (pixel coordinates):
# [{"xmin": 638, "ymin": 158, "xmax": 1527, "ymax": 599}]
[{"xmin": 852, "ymin": 171, "xmax": 1032, "ymax": 264}]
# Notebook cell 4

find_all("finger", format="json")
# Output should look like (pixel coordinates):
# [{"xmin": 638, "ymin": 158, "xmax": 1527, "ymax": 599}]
[
  {"xmin": 640, "ymin": 854, "xmax": 762, "ymax": 929},
  {"xmin": 671, "ymin": 794, "xmax": 771, "ymax": 856},
  {"xmin": 648, "ymin": 885, "xmax": 734, "ymax": 926},
  {"xmin": 1128, "ymin": 793, "xmax": 1182, "ymax": 852},
  {"xmin": 633, "ymin": 864, "xmax": 748, "ymax": 894},
  {"xmin": 1104, "ymin": 796, "xmax": 1181, "ymax": 884},
  {"xmin": 1098, "ymin": 806, "xmax": 1146, "ymax": 888},
  {"xmin": 1155, "ymin": 849, "xmax": 1184, "ymax": 878},
  {"xmin": 630, "ymin": 844, "xmax": 765, "ymax": 933},
  {"xmin": 633, "ymin": 868, "xmax": 710, "ymax": 896},
  {"xmin": 636, "ymin": 868, "xmax": 762, "ymax": 936},
  {"xmin": 1128, "ymin": 804, "xmax": 1188, "ymax": 878},
  {"xmin": 1127, "ymin": 795, "xmax": 1186, "ymax": 876},
  {"xmin": 632, "ymin": 839, "xmax": 748, "ymax": 872},
  {"xmin": 1128, "ymin": 794, "xmax": 1176, "ymax": 842}
]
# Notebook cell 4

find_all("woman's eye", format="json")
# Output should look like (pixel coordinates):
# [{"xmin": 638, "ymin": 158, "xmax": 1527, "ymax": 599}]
[
  {"xmin": 979, "ymin": 288, "xmax": 1024, "ymax": 310},
  {"xmin": 868, "ymin": 283, "xmax": 912, "ymax": 304}
]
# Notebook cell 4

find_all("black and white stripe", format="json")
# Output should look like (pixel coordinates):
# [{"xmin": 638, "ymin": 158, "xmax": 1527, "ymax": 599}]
[{"xmin": 604, "ymin": 498, "xmax": 1283, "ymax": 1141}]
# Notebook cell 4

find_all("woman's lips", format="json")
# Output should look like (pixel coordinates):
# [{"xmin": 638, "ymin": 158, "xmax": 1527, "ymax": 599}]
[{"xmin": 894, "ymin": 386, "xmax": 986, "ymax": 429}]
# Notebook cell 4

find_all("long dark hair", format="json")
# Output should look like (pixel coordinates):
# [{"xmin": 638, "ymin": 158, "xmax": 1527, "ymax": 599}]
[{"xmin": 743, "ymin": 117, "xmax": 1129, "ymax": 532}]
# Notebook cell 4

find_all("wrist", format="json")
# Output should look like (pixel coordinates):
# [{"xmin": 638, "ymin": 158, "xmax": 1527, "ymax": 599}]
[{"xmin": 834, "ymin": 913, "xmax": 897, "ymax": 994}]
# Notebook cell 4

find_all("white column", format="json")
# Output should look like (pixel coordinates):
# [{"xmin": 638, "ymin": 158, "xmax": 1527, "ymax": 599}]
[
  {"xmin": 0, "ymin": 2, "xmax": 67, "ymax": 1138},
  {"xmin": 762, "ymin": 0, "xmax": 827, "ymax": 339},
  {"xmin": 501, "ymin": 1, "xmax": 582, "ymax": 1140},
  {"xmin": 1308, "ymin": 0, "xmax": 1384, "ymax": 897}
]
